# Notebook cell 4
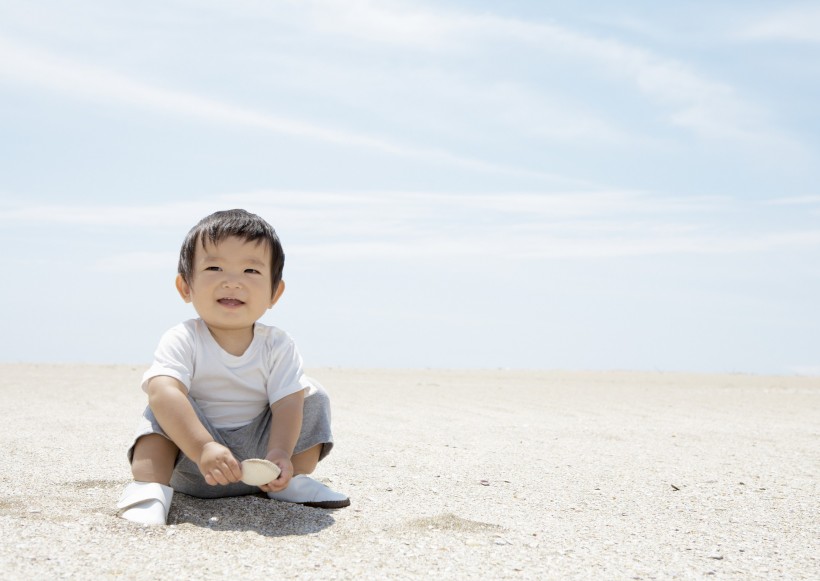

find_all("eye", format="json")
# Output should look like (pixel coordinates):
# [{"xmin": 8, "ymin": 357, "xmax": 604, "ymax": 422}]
[
  {"xmin": 204, "ymin": 266, "xmax": 222, "ymax": 271},
  {"xmin": 244, "ymin": 268, "xmax": 262, "ymax": 274}
]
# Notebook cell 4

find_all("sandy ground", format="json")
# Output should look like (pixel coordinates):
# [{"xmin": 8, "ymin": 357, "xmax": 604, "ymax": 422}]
[{"xmin": 0, "ymin": 364, "xmax": 818, "ymax": 580}]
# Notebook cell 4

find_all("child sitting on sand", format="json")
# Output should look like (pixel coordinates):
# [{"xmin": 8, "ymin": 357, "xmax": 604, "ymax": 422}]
[{"xmin": 117, "ymin": 209, "xmax": 349, "ymax": 525}]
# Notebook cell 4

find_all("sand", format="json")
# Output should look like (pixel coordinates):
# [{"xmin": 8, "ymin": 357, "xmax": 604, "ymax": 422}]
[{"xmin": 0, "ymin": 364, "xmax": 817, "ymax": 580}]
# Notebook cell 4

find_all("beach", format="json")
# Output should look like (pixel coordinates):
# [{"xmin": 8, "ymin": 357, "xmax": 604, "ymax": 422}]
[{"xmin": 1, "ymin": 364, "xmax": 817, "ymax": 579}]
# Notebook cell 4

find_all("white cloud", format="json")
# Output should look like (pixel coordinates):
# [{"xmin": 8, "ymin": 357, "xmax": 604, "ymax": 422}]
[
  {"xmin": 0, "ymin": 37, "xmax": 395, "ymax": 150},
  {"xmin": 761, "ymin": 195, "xmax": 820, "ymax": 206},
  {"xmin": 493, "ymin": 20, "xmax": 791, "ymax": 147},
  {"xmin": 738, "ymin": 6, "xmax": 820, "ymax": 43},
  {"xmin": 4, "ymin": 191, "xmax": 818, "ymax": 265},
  {"xmin": 92, "ymin": 251, "xmax": 177, "ymax": 272},
  {"xmin": 0, "ymin": 200, "xmax": 208, "ymax": 226},
  {"xmin": 276, "ymin": 0, "xmax": 790, "ymax": 146},
  {"xmin": 302, "ymin": 0, "xmax": 465, "ymax": 50},
  {"xmin": 0, "ymin": 36, "xmax": 573, "ymax": 183},
  {"xmin": 0, "ymin": 1, "xmax": 801, "ymax": 165}
]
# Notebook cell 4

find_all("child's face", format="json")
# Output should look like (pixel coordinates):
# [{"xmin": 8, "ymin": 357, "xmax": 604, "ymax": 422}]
[{"xmin": 176, "ymin": 235, "xmax": 281, "ymax": 333}]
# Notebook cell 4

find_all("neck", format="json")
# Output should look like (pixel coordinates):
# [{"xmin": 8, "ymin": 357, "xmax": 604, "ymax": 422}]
[{"xmin": 206, "ymin": 324, "xmax": 255, "ymax": 356}]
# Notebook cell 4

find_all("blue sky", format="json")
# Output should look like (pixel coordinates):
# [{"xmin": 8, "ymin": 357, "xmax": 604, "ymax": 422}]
[{"xmin": 1, "ymin": 1, "xmax": 818, "ymax": 374}]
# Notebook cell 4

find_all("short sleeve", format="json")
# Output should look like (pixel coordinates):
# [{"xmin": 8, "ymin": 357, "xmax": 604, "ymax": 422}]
[
  {"xmin": 141, "ymin": 324, "xmax": 196, "ymax": 392},
  {"xmin": 266, "ymin": 331, "xmax": 307, "ymax": 405}
]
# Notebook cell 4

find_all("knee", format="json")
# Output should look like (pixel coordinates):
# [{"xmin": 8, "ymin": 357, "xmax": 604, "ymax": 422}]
[
  {"xmin": 130, "ymin": 434, "xmax": 179, "ymax": 483},
  {"xmin": 133, "ymin": 433, "xmax": 178, "ymax": 456},
  {"xmin": 292, "ymin": 444, "xmax": 322, "ymax": 475}
]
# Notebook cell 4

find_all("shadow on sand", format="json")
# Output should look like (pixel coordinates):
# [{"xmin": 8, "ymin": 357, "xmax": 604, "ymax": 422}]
[{"xmin": 168, "ymin": 493, "xmax": 336, "ymax": 536}]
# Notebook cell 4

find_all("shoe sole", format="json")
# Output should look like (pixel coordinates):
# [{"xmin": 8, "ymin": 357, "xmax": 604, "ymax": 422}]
[{"xmin": 303, "ymin": 498, "xmax": 351, "ymax": 509}]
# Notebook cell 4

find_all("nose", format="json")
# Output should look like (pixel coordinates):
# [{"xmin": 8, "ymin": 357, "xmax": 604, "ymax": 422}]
[{"xmin": 222, "ymin": 276, "xmax": 242, "ymax": 289}]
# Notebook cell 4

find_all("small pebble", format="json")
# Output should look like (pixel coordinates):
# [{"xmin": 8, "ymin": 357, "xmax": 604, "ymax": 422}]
[{"xmin": 464, "ymin": 539, "xmax": 483, "ymax": 546}]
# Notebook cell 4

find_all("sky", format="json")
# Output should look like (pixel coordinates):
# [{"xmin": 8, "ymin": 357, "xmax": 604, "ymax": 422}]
[{"xmin": 1, "ymin": 0, "xmax": 818, "ymax": 374}]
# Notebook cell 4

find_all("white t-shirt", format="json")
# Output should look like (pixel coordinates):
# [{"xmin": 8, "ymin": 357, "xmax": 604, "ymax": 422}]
[{"xmin": 142, "ymin": 318, "xmax": 307, "ymax": 429}]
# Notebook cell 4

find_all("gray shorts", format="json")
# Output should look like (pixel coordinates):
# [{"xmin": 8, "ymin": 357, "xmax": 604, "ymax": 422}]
[{"xmin": 126, "ymin": 377, "xmax": 334, "ymax": 499}]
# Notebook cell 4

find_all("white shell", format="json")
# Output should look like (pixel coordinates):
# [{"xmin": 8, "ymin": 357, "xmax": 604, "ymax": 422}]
[{"xmin": 240, "ymin": 458, "xmax": 281, "ymax": 486}]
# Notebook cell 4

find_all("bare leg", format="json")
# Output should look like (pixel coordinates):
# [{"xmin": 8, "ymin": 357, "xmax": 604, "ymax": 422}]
[
  {"xmin": 131, "ymin": 434, "xmax": 179, "ymax": 485},
  {"xmin": 291, "ymin": 444, "xmax": 322, "ymax": 475}
]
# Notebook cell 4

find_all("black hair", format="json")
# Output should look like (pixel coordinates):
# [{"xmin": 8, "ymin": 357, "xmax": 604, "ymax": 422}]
[{"xmin": 178, "ymin": 209, "xmax": 285, "ymax": 297}]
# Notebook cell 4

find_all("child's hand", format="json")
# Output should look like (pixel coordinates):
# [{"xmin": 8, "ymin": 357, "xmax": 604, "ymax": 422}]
[
  {"xmin": 259, "ymin": 449, "xmax": 294, "ymax": 493},
  {"xmin": 198, "ymin": 441, "xmax": 242, "ymax": 486}
]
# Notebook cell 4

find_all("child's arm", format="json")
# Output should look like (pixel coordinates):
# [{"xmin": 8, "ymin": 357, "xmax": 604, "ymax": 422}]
[
  {"xmin": 146, "ymin": 376, "xmax": 243, "ymax": 486},
  {"xmin": 259, "ymin": 388, "xmax": 305, "ymax": 493}
]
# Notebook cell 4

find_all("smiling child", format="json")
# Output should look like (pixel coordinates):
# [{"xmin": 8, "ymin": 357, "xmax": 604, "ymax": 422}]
[{"xmin": 117, "ymin": 209, "xmax": 349, "ymax": 525}]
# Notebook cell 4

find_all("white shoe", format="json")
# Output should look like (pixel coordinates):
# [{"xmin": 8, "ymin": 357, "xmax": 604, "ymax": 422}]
[
  {"xmin": 267, "ymin": 475, "xmax": 350, "ymax": 509},
  {"xmin": 117, "ymin": 481, "xmax": 174, "ymax": 525}
]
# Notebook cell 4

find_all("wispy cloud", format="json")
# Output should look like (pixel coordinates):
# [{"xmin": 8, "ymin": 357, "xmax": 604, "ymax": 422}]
[
  {"xmin": 284, "ymin": 0, "xmax": 794, "ymax": 148},
  {"xmin": 738, "ymin": 5, "xmax": 820, "ymax": 43},
  {"xmin": 0, "ymin": 1, "xmax": 802, "ymax": 167},
  {"xmin": 761, "ymin": 195, "xmax": 820, "ymax": 206},
  {"xmin": 302, "ymin": 0, "xmax": 466, "ymax": 50},
  {"xmin": 0, "ymin": 38, "xmax": 408, "ymax": 152},
  {"xmin": 4, "ymin": 191, "xmax": 818, "ymax": 265},
  {"xmin": 93, "ymin": 251, "xmax": 177, "ymax": 273},
  {"xmin": 0, "ymin": 36, "xmax": 577, "ymax": 184},
  {"xmin": 0, "ymin": 200, "xmax": 212, "ymax": 227}
]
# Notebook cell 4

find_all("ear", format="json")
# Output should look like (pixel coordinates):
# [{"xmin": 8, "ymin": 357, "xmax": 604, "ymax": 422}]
[
  {"xmin": 269, "ymin": 279, "xmax": 286, "ymax": 308},
  {"xmin": 176, "ymin": 274, "xmax": 192, "ymax": 303}
]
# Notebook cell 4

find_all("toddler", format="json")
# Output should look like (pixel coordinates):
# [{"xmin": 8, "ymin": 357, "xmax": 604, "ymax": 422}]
[{"xmin": 117, "ymin": 209, "xmax": 349, "ymax": 525}]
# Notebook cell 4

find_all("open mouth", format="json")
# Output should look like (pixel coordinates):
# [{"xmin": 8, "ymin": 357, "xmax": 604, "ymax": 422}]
[{"xmin": 218, "ymin": 298, "xmax": 245, "ymax": 307}]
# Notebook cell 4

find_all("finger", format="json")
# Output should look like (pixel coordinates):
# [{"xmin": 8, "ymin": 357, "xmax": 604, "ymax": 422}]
[
  {"xmin": 279, "ymin": 465, "xmax": 294, "ymax": 481},
  {"xmin": 273, "ymin": 461, "xmax": 293, "ymax": 480},
  {"xmin": 226, "ymin": 458, "xmax": 243, "ymax": 482},
  {"xmin": 271, "ymin": 473, "xmax": 291, "ymax": 491},
  {"xmin": 263, "ymin": 481, "xmax": 284, "ymax": 493},
  {"xmin": 222, "ymin": 457, "xmax": 243, "ymax": 481},
  {"xmin": 211, "ymin": 468, "xmax": 229, "ymax": 485}
]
